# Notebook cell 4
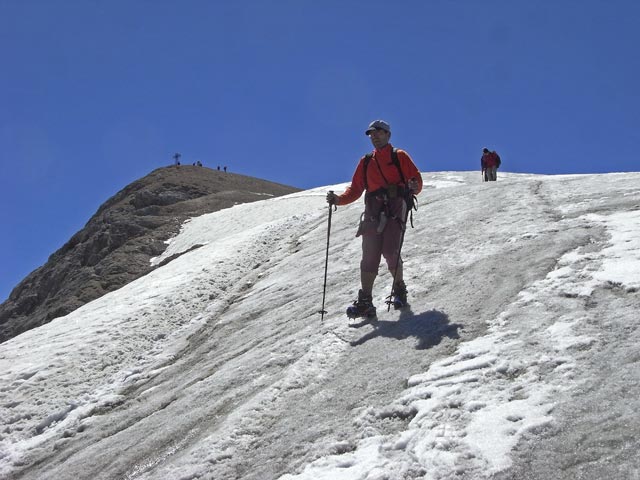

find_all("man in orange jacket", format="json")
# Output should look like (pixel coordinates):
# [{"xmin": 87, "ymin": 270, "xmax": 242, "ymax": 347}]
[{"xmin": 327, "ymin": 120, "xmax": 423, "ymax": 318}]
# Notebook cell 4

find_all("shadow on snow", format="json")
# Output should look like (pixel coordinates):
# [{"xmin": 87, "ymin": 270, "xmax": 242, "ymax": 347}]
[{"xmin": 349, "ymin": 308, "xmax": 462, "ymax": 349}]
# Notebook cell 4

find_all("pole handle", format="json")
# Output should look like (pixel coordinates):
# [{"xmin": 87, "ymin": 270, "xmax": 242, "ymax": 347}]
[{"xmin": 328, "ymin": 190, "xmax": 337, "ymax": 211}]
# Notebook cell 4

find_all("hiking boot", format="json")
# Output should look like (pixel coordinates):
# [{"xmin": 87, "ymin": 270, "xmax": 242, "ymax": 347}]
[
  {"xmin": 346, "ymin": 290, "xmax": 376, "ymax": 319},
  {"xmin": 391, "ymin": 280, "xmax": 408, "ymax": 309}
]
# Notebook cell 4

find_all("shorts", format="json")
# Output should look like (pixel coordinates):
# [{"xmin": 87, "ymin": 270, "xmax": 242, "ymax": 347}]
[{"xmin": 357, "ymin": 193, "xmax": 407, "ymax": 273}]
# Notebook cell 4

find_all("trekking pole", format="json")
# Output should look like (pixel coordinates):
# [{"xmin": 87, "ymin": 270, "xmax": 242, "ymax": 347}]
[
  {"xmin": 385, "ymin": 193, "xmax": 415, "ymax": 311},
  {"xmin": 318, "ymin": 191, "xmax": 336, "ymax": 322}
]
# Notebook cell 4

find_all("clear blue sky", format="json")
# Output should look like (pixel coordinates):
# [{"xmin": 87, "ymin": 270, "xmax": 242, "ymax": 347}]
[{"xmin": 1, "ymin": 0, "xmax": 639, "ymax": 302}]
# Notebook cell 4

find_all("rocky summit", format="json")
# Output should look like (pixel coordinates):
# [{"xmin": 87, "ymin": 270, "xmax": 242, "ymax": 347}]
[{"xmin": 0, "ymin": 166, "xmax": 300, "ymax": 343}]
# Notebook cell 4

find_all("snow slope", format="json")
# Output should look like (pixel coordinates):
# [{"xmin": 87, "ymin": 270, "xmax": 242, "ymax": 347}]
[{"xmin": 1, "ymin": 172, "xmax": 639, "ymax": 480}]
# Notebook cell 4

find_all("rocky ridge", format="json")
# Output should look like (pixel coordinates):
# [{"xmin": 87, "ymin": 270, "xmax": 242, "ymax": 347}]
[{"xmin": 0, "ymin": 166, "xmax": 300, "ymax": 343}]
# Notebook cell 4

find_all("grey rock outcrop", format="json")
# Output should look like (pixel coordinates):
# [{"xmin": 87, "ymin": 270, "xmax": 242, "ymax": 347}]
[{"xmin": 0, "ymin": 166, "xmax": 300, "ymax": 343}]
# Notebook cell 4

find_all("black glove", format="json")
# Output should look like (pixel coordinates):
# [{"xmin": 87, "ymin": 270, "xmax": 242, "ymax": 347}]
[{"xmin": 326, "ymin": 191, "xmax": 339, "ymax": 205}]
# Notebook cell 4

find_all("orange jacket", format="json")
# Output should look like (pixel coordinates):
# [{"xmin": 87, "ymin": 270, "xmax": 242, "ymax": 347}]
[{"xmin": 336, "ymin": 144, "xmax": 423, "ymax": 206}]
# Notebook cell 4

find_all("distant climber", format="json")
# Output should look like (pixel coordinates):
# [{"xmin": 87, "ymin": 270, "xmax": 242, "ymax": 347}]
[
  {"xmin": 224, "ymin": 166, "xmax": 227, "ymax": 172},
  {"xmin": 481, "ymin": 148, "xmax": 501, "ymax": 181}
]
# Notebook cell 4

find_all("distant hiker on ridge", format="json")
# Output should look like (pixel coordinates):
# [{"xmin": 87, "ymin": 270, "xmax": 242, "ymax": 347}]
[
  {"xmin": 326, "ymin": 119, "xmax": 422, "ymax": 318},
  {"xmin": 481, "ymin": 147, "xmax": 501, "ymax": 181}
]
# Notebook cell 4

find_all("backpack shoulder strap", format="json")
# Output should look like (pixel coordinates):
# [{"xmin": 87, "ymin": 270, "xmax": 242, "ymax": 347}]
[
  {"xmin": 363, "ymin": 153, "xmax": 373, "ymax": 191},
  {"xmin": 391, "ymin": 148, "xmax": 406, "ymax": 184}
]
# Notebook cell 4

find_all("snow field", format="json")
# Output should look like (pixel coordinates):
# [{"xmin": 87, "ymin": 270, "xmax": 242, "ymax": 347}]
[{"xmin": 1, "ymin": 172, "xmax": 639, "ymax": 480}]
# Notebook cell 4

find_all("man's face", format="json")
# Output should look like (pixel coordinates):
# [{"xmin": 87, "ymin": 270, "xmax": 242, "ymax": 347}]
[{"xmin": 368, "ymin": 128, "xmax": 391, "ymax": 149}]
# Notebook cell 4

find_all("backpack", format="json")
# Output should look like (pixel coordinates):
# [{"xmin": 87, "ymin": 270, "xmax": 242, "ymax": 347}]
[
  {"xmin": 362, "ymin": 148, "xmax": 405, "ymax": 191},
  {"xmin": 362, "ymin": 148, "xmax": 418, "ymax": 225},
  {"xmin": 494, "ymin": 152, "xmax": 501, "ymax": 168}
]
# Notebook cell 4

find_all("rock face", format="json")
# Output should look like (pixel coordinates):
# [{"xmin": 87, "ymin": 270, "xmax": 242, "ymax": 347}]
[{"xmin": 0, "ymin": 166, "xmax": 300, "ymax": 343}]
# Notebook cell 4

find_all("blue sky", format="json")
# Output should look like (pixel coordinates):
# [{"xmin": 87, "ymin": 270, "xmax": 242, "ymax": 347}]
[{"xmin": 1, "ymin": 0, "xmax": 639, "ymax": 302}]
